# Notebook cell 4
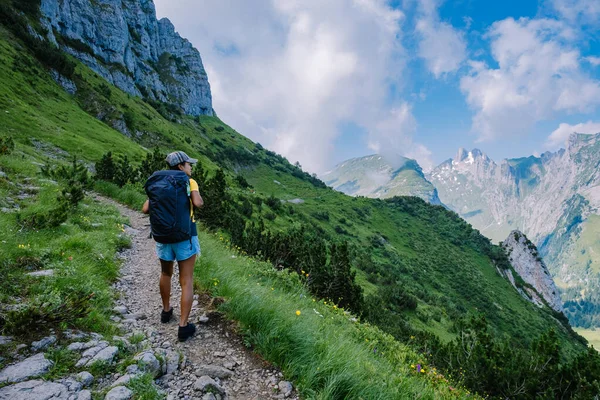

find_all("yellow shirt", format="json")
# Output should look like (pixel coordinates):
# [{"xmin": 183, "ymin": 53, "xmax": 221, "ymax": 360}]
[{"xmin": 189, "ymin": 178, "xmax": 199, "ymax": 222}]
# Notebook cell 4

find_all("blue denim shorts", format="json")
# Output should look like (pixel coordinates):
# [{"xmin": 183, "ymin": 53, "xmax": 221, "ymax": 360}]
[{"xmin": 155, "ymin": 236, "xmax": 201, "ymax": 262}]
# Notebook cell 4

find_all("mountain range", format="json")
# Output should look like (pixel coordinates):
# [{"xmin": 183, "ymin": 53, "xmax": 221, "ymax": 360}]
[
  {"xmin": 1, "ymin": 0, "xmax": 598, "ymax": 395},
  {"xmin": 325, "ymin": 134, "xmax": 600, "ymax": 327}
]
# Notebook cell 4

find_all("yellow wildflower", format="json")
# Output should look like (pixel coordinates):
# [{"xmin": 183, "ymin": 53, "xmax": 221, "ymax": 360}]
[{"xmin": 295, "ymin": 310, "xmax": 301, "ymax": 316}]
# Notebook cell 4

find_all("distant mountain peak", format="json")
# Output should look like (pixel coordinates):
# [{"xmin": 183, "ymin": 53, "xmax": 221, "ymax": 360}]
[
  {"xmin": 452, "ymin": 148, "xmax": 489, "ymax": 165},
  {"xmin": 321, "ymin": 153, "xmax": 442, "ymax": 204}
]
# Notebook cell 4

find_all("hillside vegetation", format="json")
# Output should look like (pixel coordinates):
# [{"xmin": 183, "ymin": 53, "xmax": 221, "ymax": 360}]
[{"xmin": 1, "ymin": 2, "xmax": 600, "ymax": 397}]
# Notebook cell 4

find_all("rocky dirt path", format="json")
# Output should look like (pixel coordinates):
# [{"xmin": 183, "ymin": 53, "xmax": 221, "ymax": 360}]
[{"xmin": 105, "ymin": 196, "xmax": 299, "ymax": 400}]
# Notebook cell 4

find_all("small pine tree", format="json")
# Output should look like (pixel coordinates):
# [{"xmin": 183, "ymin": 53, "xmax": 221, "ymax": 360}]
[
  {"xmin": 199, "ymin": 168, "xmax": 229, "ymax": 229},
  {"xmin": 137, "ymin": 147, "xmax": 165, "ymax": 180},
  {"xmin": 113, "ymin": 155, "xmax": 137, "ymax": 187},
  {"xmin": 95, "ymin": 152, "xmax": 116, "ymax": 182}
]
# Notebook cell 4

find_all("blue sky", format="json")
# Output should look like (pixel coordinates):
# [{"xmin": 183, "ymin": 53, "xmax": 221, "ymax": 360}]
[{"xmin": 154, "ymin": 0, "xmax": 600, "ymax": 172}]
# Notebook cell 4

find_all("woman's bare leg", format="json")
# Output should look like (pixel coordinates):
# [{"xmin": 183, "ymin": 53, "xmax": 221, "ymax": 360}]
[
  {"xmin": 159, "ymin": 259, "xmax": 174, "ymax": 312},
  {"xmin": 178, "ymin": 255, "xmax": 196, "ymax": 326}
]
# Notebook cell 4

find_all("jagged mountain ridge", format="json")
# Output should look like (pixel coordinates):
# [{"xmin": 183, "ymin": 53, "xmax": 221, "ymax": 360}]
[
  {"xmin": 428, "ymin": 134, "xmax": 600, "ymax": 327},
  {"xmin": 40, "ymin": 0, "xmax": 213, "ymax": 116},
  {"xmin": 321, "ymin": 154, "xmax": 442, "ymax": 205}
]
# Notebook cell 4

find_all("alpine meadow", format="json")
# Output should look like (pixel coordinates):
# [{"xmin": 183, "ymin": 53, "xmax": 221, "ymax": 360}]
[{"xmin": 1, "ymin": 0, "xmax": 600, "ymax": 399}]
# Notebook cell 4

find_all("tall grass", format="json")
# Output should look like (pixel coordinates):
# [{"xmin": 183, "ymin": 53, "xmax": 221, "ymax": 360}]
[
  {"xmin": 94, "ymin": 181, "xmax": 146, "ymax": 210},
  {"xmin": 194, "ymin": 231, "xmax": 472, "ymax": 399}
]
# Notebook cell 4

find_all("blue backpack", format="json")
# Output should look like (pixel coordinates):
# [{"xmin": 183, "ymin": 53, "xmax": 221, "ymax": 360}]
[{"xmin": 144, "ymin": 170, "xmax": 192, "ymax": 244}]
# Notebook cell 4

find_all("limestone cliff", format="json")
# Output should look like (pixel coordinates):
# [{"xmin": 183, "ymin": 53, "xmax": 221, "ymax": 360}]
[
  {"xmin": 502, "ymin": 230, "xmax": 564, "ymax": 313},
  {"xmin": 39, "ymin": 0, "xmax": 212, "ymax": 116}
]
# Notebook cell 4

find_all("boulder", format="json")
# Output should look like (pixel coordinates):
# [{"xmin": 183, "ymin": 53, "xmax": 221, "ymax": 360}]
[
  {"xmin": 134, "ymin": 351, "xmax": 161, "ymax": 377},
  {"xmin": 193, "ymin": 376, "xmax": 225, "ymax": 396},
  {"xmin": 76, "ymin": 371, "xmax": 94, "ymax": 387},
  {"xmin": 31, "ymin": 335, "xmax": 57, "ymax": 351},
  {"xmin": 194, "ymin": 364, "xmax": 232, "ymax": 379},
  {"xmin": 104, "ymin": 386, "xmax": 133, "ymax": 400},
  {"xmin": 0, "ymin": 353, "xmax": 53, "ymax": 383},
  {"xmin": 0, "ymin": 379, "xmax": 69, "ymax": 400}
]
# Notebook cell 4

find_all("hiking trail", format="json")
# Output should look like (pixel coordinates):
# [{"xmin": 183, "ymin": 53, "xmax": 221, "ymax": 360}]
[{"xmin": 104, "ymin": 195, "xmax": 299, "ymax": 400}]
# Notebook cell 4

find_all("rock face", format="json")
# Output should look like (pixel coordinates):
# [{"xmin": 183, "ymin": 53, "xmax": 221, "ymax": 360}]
[
  {"xmin": 321, "ymin": 154, "xmax": 442, "ymax": 205},
  {"xmin": 427, "ymin": 133, "xmax": 600, "ymax": 326},
  {"xmin": 39, "ymin": 0, "xmax": 213, "ymax": 116},
  {"xmin": 502, "ymin": 231, "xmax": 564, "ymax": 313}
]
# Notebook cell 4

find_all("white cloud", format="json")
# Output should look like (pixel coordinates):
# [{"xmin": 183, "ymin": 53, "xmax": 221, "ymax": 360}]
[
  {"xmin": 460, "ymin": 17, "xmax": 600, "ymax": 141},
  {"xmin": 153, "ymin": 0, "xmax": 427, "ymax": 173},
  {"xmin": 550, "ymin": 0, "xmax": 600, "ymax": 25},
  {"xmin": 546, "ymin": 121, "xmax": 600, "ymax": 149},
  {"xmin": 415, "ymin": 0, "xmax": 467, "ymax": 78},
  {"xmin": 585, "ymin": 56, "xmax": 600, "ymax": 66},
  {"xmin": 366, "ymin": 103, "xmax": 433, "ymax": 171}
]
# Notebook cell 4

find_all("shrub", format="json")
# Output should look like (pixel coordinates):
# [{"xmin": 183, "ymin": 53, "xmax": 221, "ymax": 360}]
[
  {"xmin": 265, "ymin": 194, "xmax": 281, "ymax": 211},
  {"xmin": 312, "ymin": 210, "xmax": 330, "ymax": 221},
  {"xmin": 95, "ymin": 152, "xmax": 116, "ymax": 182},
  {"xmin": 123, "ymin": 111, "xmax": 136, "ymax": 131},
  {"xmin": 113, "ymin": 155, "xmax": 137, "ymax": 187},
  {"xmin": 136, "ymin": 147, "xmax": 165, "ymax": 181},
  {"xmin": 235, "ymin": 174, "xmax": 252, "ymax": 189},
  {"xmin": 98, "ymin": 83, "xmax": 112, "ymax": 99},
  {"xmin": 0, "ymin": 136, "xmax": 15, "ymax": 155}
]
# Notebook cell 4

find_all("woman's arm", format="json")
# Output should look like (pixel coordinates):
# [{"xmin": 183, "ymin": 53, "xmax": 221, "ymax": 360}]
[
  {"xmin": 142, "ymin": 199, "xmax": 150, "ymax": 214},
  {"xmin": 191, "ymin": 191, "xmax": 204, "ymax": 208}
]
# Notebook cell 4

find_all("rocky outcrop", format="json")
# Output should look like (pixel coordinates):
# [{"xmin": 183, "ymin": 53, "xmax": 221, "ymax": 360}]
[
  {"xmin": 39, "ymin": 0, "xmax": 213, "ymax": 116},
  {"xmin": 502, "ymin": 231, "xmax": 563, "ymax": 313}
]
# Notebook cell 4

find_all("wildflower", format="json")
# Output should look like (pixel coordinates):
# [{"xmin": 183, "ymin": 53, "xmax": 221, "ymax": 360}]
[
  {"xmin": 416, "ymin": 364, "xmax": 421, "ymax": 373},
  {"xmin": 295, "ymin": 310, "xmax": 301, "ymax": 316},
  {"xmin": 68, "ymin": 256, "xmax": 73, "ymax": 261}
]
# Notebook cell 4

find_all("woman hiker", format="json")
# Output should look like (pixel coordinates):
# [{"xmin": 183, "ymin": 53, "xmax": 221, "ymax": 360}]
[{"xmin": 142, "ymin": 151, "xmax": 204, "ymax": 341}]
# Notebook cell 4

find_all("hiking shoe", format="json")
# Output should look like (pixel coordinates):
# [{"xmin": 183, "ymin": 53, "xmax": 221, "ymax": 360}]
[
  {"xmin": 160, "ymin": 307, "xmax": 173, "ymax": 323},
  {"xmin": 178, "ymin": 323, "xmax": 196, "ymax": 342}
]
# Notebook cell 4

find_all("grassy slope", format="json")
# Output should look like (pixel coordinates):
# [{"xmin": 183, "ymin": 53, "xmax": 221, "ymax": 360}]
[
  {"xmin": 0, "ymin": 27, "xmax": 474, "ymax": 398},
  {"xmin": 0, "ymin": 20, "xmax": 585, "ymax": 358}
]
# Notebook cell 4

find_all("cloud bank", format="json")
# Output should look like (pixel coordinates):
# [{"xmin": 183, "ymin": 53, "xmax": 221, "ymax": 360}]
[
  {"xmin": 154, "ymin": 0, "xmax": 431, "ymax": 173},
  {"xmin": 460, "ymin": 17, "xmax": 600, "ymax": 142}
]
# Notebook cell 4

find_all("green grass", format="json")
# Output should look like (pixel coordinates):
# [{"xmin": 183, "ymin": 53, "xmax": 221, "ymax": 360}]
[
  {"xmin": 195, "ymin": 230, "xmax": 473, "ymax": 399},
  {"xmin": 0, "ymin": 150, "xmax": 126, "ymax": 339},
  {"xmin": 127, "ymin": 373, "xmax": 164, "ymax": 400},
  {"xmin": 43, "ymin": 347, "xmax": 80, "ymax": 380}
]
